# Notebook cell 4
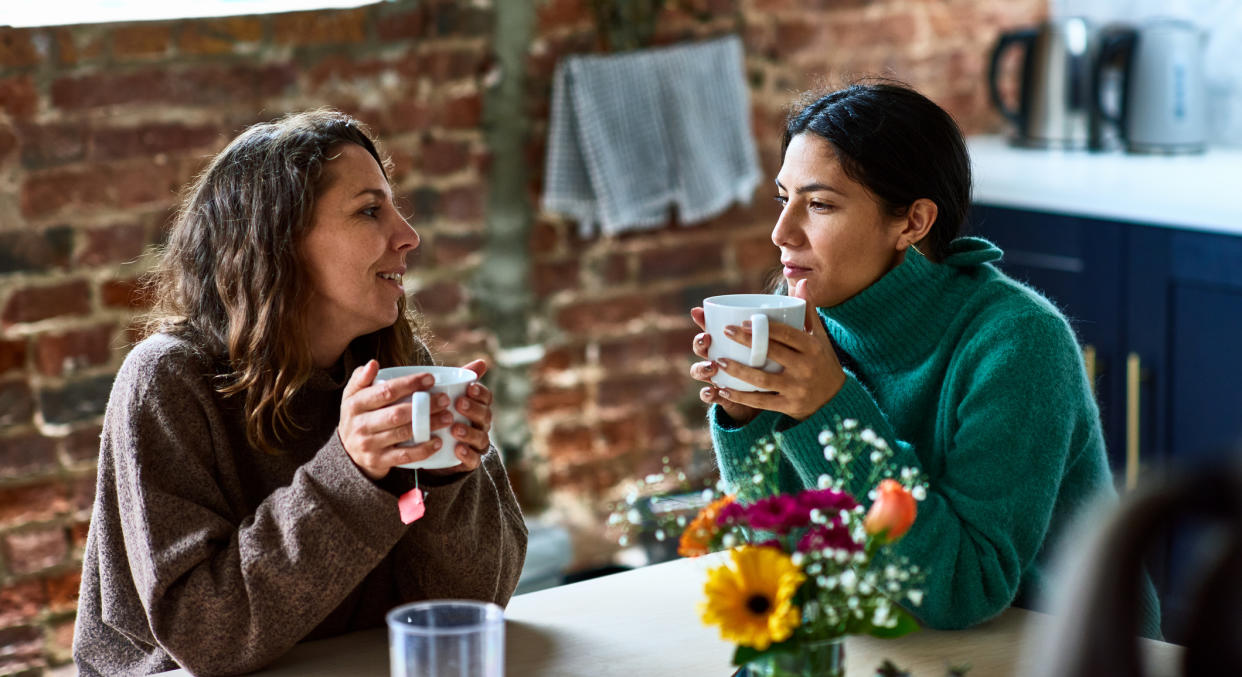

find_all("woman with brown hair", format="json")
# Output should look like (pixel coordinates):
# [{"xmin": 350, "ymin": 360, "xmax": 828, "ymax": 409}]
[{"xmin": 73, "ymin": 110, "xmax": 527, "ymax": 675}]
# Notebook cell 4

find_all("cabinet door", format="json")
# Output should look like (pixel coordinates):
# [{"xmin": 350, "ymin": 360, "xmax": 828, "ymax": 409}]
[
  {"xmin": 1127, "ymin": 225, "xmax": 1242, "ymax": 632},
  {"xmin": 968, "ymin": 204, "xmax": 1126, "ymax": 469}
]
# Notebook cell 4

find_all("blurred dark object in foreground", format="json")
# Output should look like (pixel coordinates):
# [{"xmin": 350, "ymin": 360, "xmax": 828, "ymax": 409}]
[{"xmin": 1024, "ymin": 451, "xmax": 1242, "ymax": 676}]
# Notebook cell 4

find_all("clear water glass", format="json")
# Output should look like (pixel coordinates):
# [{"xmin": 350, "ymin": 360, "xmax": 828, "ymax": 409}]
[{"xmin": 387, "ymin": 600, "xmax": 504, "ymax": 677}]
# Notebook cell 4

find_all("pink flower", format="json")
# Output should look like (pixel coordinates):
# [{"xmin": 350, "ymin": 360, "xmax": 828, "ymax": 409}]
[
  {"xmin": 796, "ymin": 523, "xmax": 862, "ymax": 553},
  {"xmin": 795, "ymin": 488, "xmax": 858, "ymax": 517},
  {"xmin": 744, "ymin": 495, "xmax": 810, "ymax": 534},
  {"xmin": 716, "ymin": 501, "xmax": 748, "ymax": 527}
]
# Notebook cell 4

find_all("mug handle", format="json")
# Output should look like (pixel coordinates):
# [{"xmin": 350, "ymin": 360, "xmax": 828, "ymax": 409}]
[
  {"xmin": 748, "ymin": 313, "xmax": 769, "ymax": 368},
  {"xmin": 412, "ymin": 391, "xmax": 431, "ymax": 444}
]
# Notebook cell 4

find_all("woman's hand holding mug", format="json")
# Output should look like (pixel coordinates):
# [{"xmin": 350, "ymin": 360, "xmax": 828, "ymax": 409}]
[
  {"xmin": 691, "ymin": 280, "xmax": 847, "ymax": 422},
  {"xmin": 340, "ymin": 360, "xmax": 494, "ymax": 479}
]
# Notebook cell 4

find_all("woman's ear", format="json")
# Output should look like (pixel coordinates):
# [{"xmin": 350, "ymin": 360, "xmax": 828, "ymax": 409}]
[{"xmin": 897, "ymin": 198, "xmax": 937, "ymax": 251}]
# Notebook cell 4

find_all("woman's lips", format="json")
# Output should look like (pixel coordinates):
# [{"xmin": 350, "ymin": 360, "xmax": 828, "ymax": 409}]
[{"xmin": 783, "ymin": 264, "xmax": 812, "ymax": 277}]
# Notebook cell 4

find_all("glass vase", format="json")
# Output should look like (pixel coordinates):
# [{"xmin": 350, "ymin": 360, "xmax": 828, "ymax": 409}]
[{"xmin": 744, "ymin": 637, "xmax": 845, "ymax": 677}]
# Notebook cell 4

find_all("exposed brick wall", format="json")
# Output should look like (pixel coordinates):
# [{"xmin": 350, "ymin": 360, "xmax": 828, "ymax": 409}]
[
  {"xmin": 0, "ymin": 2, "xmax": 494, "ymax": 673},
  {"xmin": 0, "ymin": 0, "xmax": 1045, "ymax": 672}
]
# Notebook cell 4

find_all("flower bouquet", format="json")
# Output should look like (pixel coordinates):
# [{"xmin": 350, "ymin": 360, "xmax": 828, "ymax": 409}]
[{"xmin": 679, "ymin": 418, "xmax": 928, "ymax": 677}]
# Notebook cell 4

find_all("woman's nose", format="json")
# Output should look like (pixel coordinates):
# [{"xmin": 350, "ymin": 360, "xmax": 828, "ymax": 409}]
[
  {"xmin": 771, "ymin": 205, "xmax": 800, "ymax": 249},
  {"xmin": 393, "ymin": 214, "xmax": 420, "ymax": 252}
]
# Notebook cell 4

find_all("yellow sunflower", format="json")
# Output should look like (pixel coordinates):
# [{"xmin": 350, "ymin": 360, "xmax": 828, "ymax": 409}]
[{"xmin": 700, "ymin": 545, "xmax": 804, "ymax": 650}]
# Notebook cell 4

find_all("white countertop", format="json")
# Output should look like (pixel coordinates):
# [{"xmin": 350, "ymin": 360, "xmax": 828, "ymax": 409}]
[{"xmin": 968, "ymin": 135, "xmax": 1242, "ymax": 236}]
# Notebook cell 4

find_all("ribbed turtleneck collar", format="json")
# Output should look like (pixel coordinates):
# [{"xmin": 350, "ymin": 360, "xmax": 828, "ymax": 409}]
[{"xmin": 818, "ymin": 237, "xmax": 1003, "ymax": 372}]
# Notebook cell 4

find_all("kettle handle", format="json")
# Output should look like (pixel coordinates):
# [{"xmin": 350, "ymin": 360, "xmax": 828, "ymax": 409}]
[
  {"xmin": 1093, "ymin": 29, "xmax": 1137, "ymax": 137},
  {"xmin": 988, "ymin": 28, "xmax": 1037, "ymax": 127}
]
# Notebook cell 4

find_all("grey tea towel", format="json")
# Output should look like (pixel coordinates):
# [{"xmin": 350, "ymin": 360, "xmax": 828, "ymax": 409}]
[{"xmin": 542, "ymin": 35, "xmax": 761, "ymax": 237}]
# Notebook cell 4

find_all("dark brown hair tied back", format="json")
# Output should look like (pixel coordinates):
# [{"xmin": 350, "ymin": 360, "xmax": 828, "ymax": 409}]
[{"xmin": 143, "ymin": 110, "xmax": 430, "ymax": 454}]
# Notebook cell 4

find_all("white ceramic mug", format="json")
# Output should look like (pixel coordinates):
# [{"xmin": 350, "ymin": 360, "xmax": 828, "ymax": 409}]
[
  {"xmin": 374, "ymin": 366, "xmax": 478, "ymax": 469},
  {"xmin": 703, "ymin": 294, "xmax": 806, "ymax": 392}
]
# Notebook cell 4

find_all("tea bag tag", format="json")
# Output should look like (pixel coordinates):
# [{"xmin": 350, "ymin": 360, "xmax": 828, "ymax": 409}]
[{"xmin": 398, "ymin": 471, "xmax": 426, "ymax": 524}]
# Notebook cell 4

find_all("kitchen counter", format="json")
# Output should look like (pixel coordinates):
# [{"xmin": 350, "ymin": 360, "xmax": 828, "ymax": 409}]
[
  {"xmin": 155, "ymin": 555, "xmax": 1184, "ymax": 676},
  {"xmin": 968, "ymin": 135, "xmax": 1242, "ymax": 236}
]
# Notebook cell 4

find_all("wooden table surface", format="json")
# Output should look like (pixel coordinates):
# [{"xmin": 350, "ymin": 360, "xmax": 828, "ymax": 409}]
[{"xmin": 157, "ymin": 555, "xmax": 1184, "ymax": 676}]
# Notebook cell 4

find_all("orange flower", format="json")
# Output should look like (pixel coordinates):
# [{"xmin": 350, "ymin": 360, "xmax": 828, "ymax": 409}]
[
  {"xmin": 863, "ymin": 479, "xmax": 917, "ymax": 543},
  {"xmin": 679, "ymin": 494, "xmax": 736, "ymax": 557}
]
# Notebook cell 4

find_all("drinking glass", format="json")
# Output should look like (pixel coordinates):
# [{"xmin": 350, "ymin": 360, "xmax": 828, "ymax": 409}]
[{"xmin": 387, "ymin": 600, "xmax": 504, "ymax": 677}]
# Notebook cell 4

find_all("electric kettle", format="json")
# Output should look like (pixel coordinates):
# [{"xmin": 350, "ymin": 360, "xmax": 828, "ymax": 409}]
[
  {"xmin": 1095, "ymin": 18, "xmax": 1208, "ymax": 154},
  {"xmin": 988, "ymin": 17, "xmax": 1101, "ymax": 149}
]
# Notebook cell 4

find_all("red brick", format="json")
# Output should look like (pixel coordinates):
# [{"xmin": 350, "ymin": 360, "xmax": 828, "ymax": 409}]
[
  {"xmin": 69, "ymin": 472, "xmax": 96, "ymax": 515},
  {"xmin": 534, "ymin": 344, "xmax": 584, "ymax": 375},
  {"xmin": 60, "ymin": 425, "xmax": 102, "ymax": 465},
  {"xmin": 544, "ymin": 424, "xmax": 595, "ymax": 463},
  {"xmin": 598, "ymin": 334, "xmax": 655, "ymax": 371},
  {"xmin": 178, "ymin": 16, "xmax": 265, "ymax": 55},
  {"xmin": 656, "ymin": 326, "xmax": 699, "ymax": 360},
  {"xmin": 538, "ymin": 0, "xmax": 594, "ymax": 31},
  {"xmin": 111, "ymin": 22, "xmax": 172, "ymax": 60},
  {"xmin": 34, "ymin": 325, "xmax": 115, "ymax": 377},
  {"xmin": 440, "ymin": 185, "xmax": 485, "ymax": 222},
  {"xmin": 432, "ymin": 232, "xmax": 483, "ymax": 265},
  {"xmin": 383, "ymin": 100, "xmax": 438, "ymax": 135},
  {"xmin": 21, "ymin": 162, "xmax": 180, "ymax": 218},
  {"xmin": 533, "ymin": 259, "xmax": 580, "ymax": 297},
  {"xmin": 439, "ymin": 92, "xmax": 483, "ymax": 129},
  {"xmin": 0, "ymin": 482, "xmax": 70, "ymax": 527},
  {"xmin": 0, "ymin": 432, "xmax": 57, "ymax": 474},
  {"xmin": 598, "ymin": 416, "xmax": 642, "ymax": 458},
  {"xmin": 15, "ymin": 122, "xmax": 87, "ymax": 168},
  {"xmin": 100, "ymin": 277, "xmax": 150, "ymax": 310},
  {"xmin": 735, "ymin": 233, "xmax": 779, "ymax": 272},
  {"xmin": 0, "ymin": 76, "xmax": 37, "ymax": 119},
  {"xmin": 597, "ymin": 371, "xmax": 688, "ymax": 410},
  {"xmin": 77, "ymin": 223, "xmax": 148, "ymax": 267},
  {"xmin": 37, "ymin": 373, "xmax": 114, "ymax": 425},
  {"xmin": 272, "ymin": 7, "xmax": 369, "ymax": 46},
  {"xmin": 0, "ymin": 226, "xmax": 74, "ymax": 274},
  {"xmin": 529, "ymin": 384, "xmax": 587, "ymax": 415},
  {"xmin": 600, "ymin": 253, "xmax": 630, "ymax": 284},
  {"xmin": 413, "ymin": 281, "xmax": 465, "ymax": 316},
  {"xmin": 639, "ymin": 241, "xmax": 724, "ymax": 280},
  {"xmin": 69, "ymin": 522, "xmax": 90, "ymax": 551},
  {"xmin": 420, "ymin": 137, "xmax": 472, "ymax": 175},
  {"xmin": 0, "ymin": 625, "xmax": 43, "ymax": 673},
  {"xmin": 0, "ymin": 123, "xmax": 14, "ymax": 164},
  {"xmin": 44, "ymin": 569, "xmax": 81, "ymax": 612},
  {"xmin": 0, "ymin": 339, "xmax": 27, "ymax": 375},
  {"xmin": 0, "ymin": 580, "xmax": 46, "ymax": 626},
  {"xmin": 47, "ymin": 615, "xmax": 76, "ymax": 661},
  {"xmin": 50, "ymin": 64, "xmax": 297, "ymax": 110},
  {"xmin": 306, "ymin": 55, "xmax": 389, "ymax": 89},
  {"xmin": 1, "ymin": 280, "xmax": 91, "ymax": 325},
  {"xmin": 376, "ymin": 6, "xmax": 429, "ymax": 41},
  {"xmin": 0, "ymin": 381, "xmax": 36, "ymax": 427},
  {"xmin": 0, "ymin": 28, "xmax": 40, "ymax": 69},
  {"xmin": 412, "ymin": 48, "xmax": 486, "ymax": 83},
  {"xmin": 91, "ymin": 123, "xmax": 221, "ymax": 161},
  {"xmin": 2, "ymin": 526, "xmax": 68, "ymax": 575},
  {"xmin": 530, "ymin": 220, "xmax": 562, "ymax": 256},
  {"xmin": 557, "ymin": 294, "xmax": 648, "ymax": 333}
]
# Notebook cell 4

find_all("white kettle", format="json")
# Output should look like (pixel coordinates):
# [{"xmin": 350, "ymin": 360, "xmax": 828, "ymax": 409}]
[{"xmin": 1096, "ymin": 18, "xmax": 1208, "ymax": 154}]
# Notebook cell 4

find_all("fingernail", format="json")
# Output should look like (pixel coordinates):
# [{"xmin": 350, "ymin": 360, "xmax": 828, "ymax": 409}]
[
  {"xmin": 454, "ymin": 424, "xmax": 467, "ymax": 436},
  {"xmin": 695, "ymin": 335, "xmax": 705, "ymax": 345},
  {"xmin": 439, "ymin": 393, "xmax": 451, "ymax": 407},
  {"xmin": 459, "ymin": 399, "xmax": 470, "ymax": 411},
  {"xmin": 439, "ymin": 412, "xmax": 453, "ymax": 425},
  {"xmin": 742, "ymin": 320, "xmax": 751, "ymax": 328},
  {"xmin": 723, "ymin": 326, "xmax": 737, "ymax": 336},
  {"xmin": 433, "ymin": 438, "xmax": 443, "ymax": 449},
  {"xmin": 718, "ymin": 388, "xmax": 730, "ymax": 398},
  {"xmin": 421, "ymin": 375, "xmax": 434, "ymax": 386},
  {"xmin": 716, "ymin": 358, "xmax": 729, "ymax": 368}
]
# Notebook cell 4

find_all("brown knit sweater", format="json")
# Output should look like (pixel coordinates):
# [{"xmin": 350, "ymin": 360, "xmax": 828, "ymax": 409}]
[{"xmin": 73, "ymin": 333, "xmax": 528, "ymax": 676}]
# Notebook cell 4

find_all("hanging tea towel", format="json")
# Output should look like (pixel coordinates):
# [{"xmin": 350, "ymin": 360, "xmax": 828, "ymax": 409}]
[{"xmin": 542, "ymin": 35, "xmax": 761, "ymax": 237}]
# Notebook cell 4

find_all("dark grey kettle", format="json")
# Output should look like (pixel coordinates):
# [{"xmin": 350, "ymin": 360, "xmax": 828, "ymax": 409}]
[
  {"xmin": 1095, "ymin": 18, "xmax": 1209, "ymax": 154},
  {"xmin": 988, "ymin": 17, "xmax": 1101, "ymax": 149}
]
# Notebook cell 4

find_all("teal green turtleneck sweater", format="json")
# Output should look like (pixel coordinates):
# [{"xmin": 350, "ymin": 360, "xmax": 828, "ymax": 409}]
[{"xmin": 710, "ymin": 237, "xmax": 1161, "ymax": 638}]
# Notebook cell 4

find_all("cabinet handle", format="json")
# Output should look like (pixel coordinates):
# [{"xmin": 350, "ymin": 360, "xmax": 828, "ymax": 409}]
[
  {"xmin": 1125, "ymin": 352, "xmax": 1141, "ymax": 491},
  {"xmin": 1082, "ymin": 344, "xmax": 1097, "ymax": 396}
]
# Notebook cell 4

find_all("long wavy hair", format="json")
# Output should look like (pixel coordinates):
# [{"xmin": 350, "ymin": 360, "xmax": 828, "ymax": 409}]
[{"xmin": 143, "ymin": 110, "xmax": 431, "ymax": 454}]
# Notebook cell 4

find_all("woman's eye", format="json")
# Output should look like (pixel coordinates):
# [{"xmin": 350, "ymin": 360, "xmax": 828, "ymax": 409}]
[
  {"xmin": 360, "ymin": 206, "xmax": 380, "ymax": 218},
  {"xmin": 773, "ymin": 195, "xmax": 788, "ymax": 207},
  {"xmin": 809, "ymin": 201, "xmax": 833, "ymax": 213}
]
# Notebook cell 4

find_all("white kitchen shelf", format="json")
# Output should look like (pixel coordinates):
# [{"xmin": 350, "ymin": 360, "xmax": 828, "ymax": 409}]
[{"xmin": 968, "ymin": 135, "xmax": 1242, "ymax": 237}]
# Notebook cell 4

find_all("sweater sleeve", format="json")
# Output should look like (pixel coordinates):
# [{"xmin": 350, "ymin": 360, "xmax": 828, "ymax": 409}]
[
  {"xmin": 103, "ymin": 346, "xmax": 411, "ymax": 675},
  {"xmin": 772, "ymin": 313, "xmax": 1098, "ymax": 630}
]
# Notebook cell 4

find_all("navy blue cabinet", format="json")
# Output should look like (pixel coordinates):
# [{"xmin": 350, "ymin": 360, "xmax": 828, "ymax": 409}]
[{"xmin": 969, "ymin": 203, "xmax": 1242, "ymax": 636}]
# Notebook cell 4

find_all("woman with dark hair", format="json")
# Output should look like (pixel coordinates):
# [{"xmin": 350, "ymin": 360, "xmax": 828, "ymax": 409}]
[
  {"xmin": 689, "ymin": 82, "xmax": 1160, "ymax": 636},
  {"xmin": 73, "ymin": 110, "xmax": 527, "ymax": 675}
]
